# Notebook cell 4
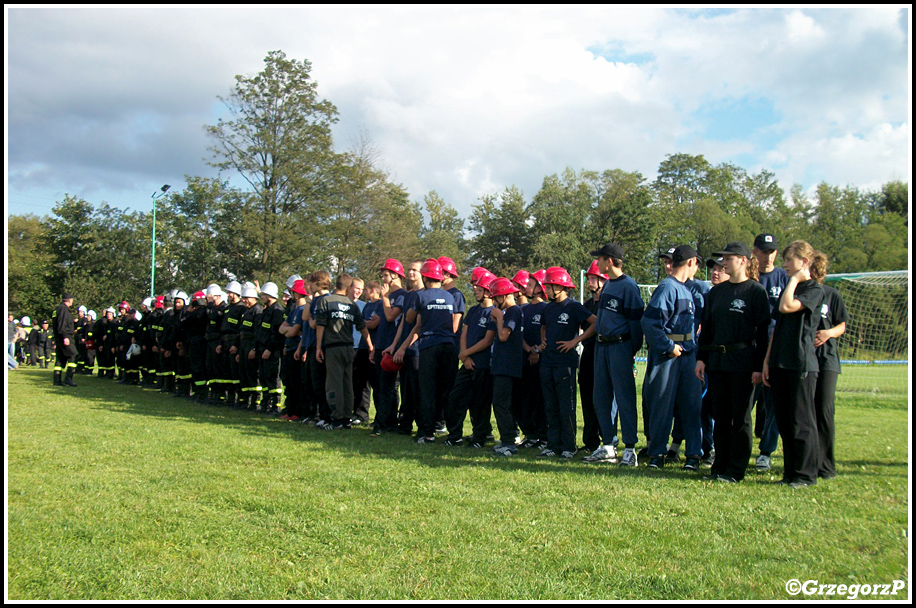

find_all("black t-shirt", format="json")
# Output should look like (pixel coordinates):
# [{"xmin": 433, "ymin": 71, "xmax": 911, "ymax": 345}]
[
  {"xmin": 815, "ymin": 285, "xmax": 848, "ymax": 373},
  {"xmin": 698, "ymin": 280, "xmax": 771, "ymax": 373},
  {"xmin": 769, "ymin": 280, "xmax": 825, "ymax": 373}
]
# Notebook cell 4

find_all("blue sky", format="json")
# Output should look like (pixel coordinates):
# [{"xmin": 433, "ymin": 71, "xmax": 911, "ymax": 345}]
[{"xmin": 5, "ymin": 6, "xmax": 910, "ymax": 220}]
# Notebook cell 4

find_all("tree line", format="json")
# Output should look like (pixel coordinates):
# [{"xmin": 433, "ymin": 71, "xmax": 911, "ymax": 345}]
[{"xmin": 8, "ymin": 50, "xmax": 909, "ymax": 323}]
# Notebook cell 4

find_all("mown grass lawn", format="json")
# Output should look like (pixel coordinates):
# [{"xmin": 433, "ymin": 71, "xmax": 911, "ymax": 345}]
[{"xmin": 6, "ymin": 367, "xmax": 910, "ymax": 600}]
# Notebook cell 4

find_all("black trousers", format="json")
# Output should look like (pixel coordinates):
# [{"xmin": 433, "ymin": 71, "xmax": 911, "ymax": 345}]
[
  {"xmin": 814, "ymin": 369, "xmax": 839, "ymax": 478},
  {"xmin": 708, "ymin": 371, "xmax": 756, "ymax": 481},
  {"xmin": 352, "ymin": 348, "xmax": 378, "ymax": 423},
  {"xmin": 398, "ymin": 354, "xmax": 420, "ymax": 434},
  {"xmin": 518, "ymin": 360, "xmax": 546, "ymax": 440},
  {"xmin": 578, "ymin": 342, "xmax": 600, "ymax": 451},
  {"xmin": 281, "ymin": 348, "xmax": 303, "ymax": 416},
  {"xmin": 492, "ymin": 374, "xmax": 519, "ymax": 445},
  {"xmin": 374, "ymin": 358, "xmax": 400, "ymax": 432},
  {"xmin": 417, "ymin": 343, "xmax": 457, "ymax": 438},
  {"xmin": 770, "ymin": 367, "xmax": 819, "ymax": 484},
  {"xmin": 446, "ymin": 365, "xmax": 493, "ymax": 442}
]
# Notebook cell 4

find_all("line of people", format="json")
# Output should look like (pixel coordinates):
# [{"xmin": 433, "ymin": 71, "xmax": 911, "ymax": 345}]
[{"xmin": 42, "ymin": 234, "xmax": 846, "ymax": 487}]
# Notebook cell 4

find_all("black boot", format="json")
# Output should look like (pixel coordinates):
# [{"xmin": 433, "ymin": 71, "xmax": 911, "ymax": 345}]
[
  {"xmin": 53, "ymin": 370, "xmax": 63, "ymax": 386},
  {"xmin": 63, "ymin": 367, "xmax": 77, "ymax": 387}
]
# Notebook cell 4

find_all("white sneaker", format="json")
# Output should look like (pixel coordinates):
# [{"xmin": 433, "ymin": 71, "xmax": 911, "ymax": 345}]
[
  {"xmin": 582, "ymin": 445, "xmax": 618, "ymax": 463},
  {"xmin": 619, "ymin": 448, "xmax": 638, "ymax": 467},
  {"xmin": 560, "ymin": 450, "xmax": 577, "ymax": 459},
  {"xmin": 756, "ymin": 455, "xmax": 771, "ymax": 472}
]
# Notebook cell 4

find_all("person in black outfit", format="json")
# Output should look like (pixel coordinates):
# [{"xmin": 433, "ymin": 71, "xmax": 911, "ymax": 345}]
[
  {"xmin": 813, "ymin": 279, "xmax": 848, "ymax": 480},
  {"xmin": 763, "ymin": 240, "xmax": 827, "ymax": 489},
  {"xmin": 695, "ymin": 242, "xmax": 770, "ymax": 482},
  {"xmin": 52, "ymin": 294, "xmax": 78, "ymax": 387}
]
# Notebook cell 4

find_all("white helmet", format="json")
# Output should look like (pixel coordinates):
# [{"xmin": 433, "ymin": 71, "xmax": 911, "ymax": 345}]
[
  {"xmin": 242, "ymin": 281, "xmax": 256, "ymax": 291},
  {"xmin": 21, "ymin": 316, "xmax": 31, "ymax": 326},
  {"xmin": 241, "ymin": 287, "xmax": 259, "ymax": 299},
  {"xmin": 88, "ymin": 310, "xmax": 97, "ymax": 321},
  {"xmin": 174, "ymin": 291, "xmax": 189, "ymax": 303},
  {"xmin": 225, "ymin": 281, "xmax": 242, "ymax": 296},
  {"xmin": 135, "ymin": 311, "xmax": 143, "ymax": 321},
  {"xmin": 78, "ymin": 305, "xmax": 87, "ymax": 313},
  {"xmin": 141, "ymin": 297, "xmax": 153, "ymax": 309},
  {"xmin": 260, "ymin": 282, "xmax": 280, "ymax": 300},
  {"xmin": 126, "ymin": 343, "xmax": 141, "ymax": 360},
  {"xmin": 285, "ymin": 274, "xmax": 302, "ymax": 289},
  {"xmin": 105, "ymin": 307, "xmax": 116, "ymax": 316},
  {"xmin": 206, "ymin": 284, "xmax": 224, "ymax": 298}
]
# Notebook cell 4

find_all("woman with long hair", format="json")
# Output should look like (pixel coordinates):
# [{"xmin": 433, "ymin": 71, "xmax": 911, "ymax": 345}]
[{"xmin": 762, "ymin": 240, "xmax": 828, "ymax": 488}]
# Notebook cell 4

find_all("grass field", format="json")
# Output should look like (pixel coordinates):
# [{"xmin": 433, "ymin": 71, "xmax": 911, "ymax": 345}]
[{"xmin": 6, "ymin": 366, "xmax": 910, "ymax": 600}]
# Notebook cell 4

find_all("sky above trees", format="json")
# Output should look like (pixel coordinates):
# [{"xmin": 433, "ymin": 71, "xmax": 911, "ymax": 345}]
[{"xmin": 6, "ymin": 6, "xmax": 910, "ymax": 219}]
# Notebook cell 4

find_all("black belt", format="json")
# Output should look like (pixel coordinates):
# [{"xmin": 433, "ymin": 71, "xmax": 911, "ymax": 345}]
[
  {"xmin": 597, "ymin": 333, "xmax": 630, "ymax": 344},
  {"xmin": 700, "ymin": 341, "xmax": 754, "ymax": 354},
  {"xmin": 666, "ymin": 333, "xmax": 693, "ymax": 342}
]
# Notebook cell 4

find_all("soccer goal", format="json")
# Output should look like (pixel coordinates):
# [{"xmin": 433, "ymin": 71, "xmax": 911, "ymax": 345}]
[{"xmin": 634, "ymin": 271, "xmax": 909, "ymax": 396}]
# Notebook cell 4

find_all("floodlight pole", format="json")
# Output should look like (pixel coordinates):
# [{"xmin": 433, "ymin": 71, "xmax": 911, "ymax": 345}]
[{"xmin": 150, "ymin": 184, "xmax": 171, "ymax": 297}]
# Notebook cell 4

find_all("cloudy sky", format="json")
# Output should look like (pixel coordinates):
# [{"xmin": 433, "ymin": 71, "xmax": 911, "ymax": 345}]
[{"xmin": 6, "ymin": 6, "xmax": 911, "ymax": 220}]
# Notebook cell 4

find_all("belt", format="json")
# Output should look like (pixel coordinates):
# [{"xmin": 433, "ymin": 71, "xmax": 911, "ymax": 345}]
[
  {"xmin": 597, "ymin": 333, "xmax": 630, "ymax": 344},
  {"xmin": 666, "ymin": 333, "xmax": 693, "ymax": 342},
  {"xmin": 700, "ymin": 341, "xmax": 754, "ymax": 354}
]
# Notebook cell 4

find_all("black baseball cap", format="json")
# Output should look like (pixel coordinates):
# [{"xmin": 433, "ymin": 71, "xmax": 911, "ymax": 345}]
[
  {"xmin": 62, "ymin": 293, "xmax": 73, "ymax": 301},
  {"xmin": 754, "ymin": 234, "xmax": 778, "ymax": 251},
  {"xmin": 658, "ymin": 246, "xmax": 677, "ymax": 260},
  {"xmin": 712, "ymin": 241, "xmax": 753, "ymax": 259},
  {"xmin": 590, "ymin": 242, "xmax": 624, "ymax": 259},
  {"xmin": 706, "ymin": 257, "xmax": 725, "ymax": 269},
  {"xmin": 672, "ymin": 245, "xmax": 699, "ymax": 264}
]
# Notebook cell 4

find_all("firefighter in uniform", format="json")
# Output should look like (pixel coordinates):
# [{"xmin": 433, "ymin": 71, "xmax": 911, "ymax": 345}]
[
  {"xmin": 205, "ymin": 285, "xmax": 228, "ymax": 405},
  {"xmin": 184, "ymin": 291, "xmax": 209, "ymax": 401},
  {"xmin": 239, "ymin": 286, "xmax": 263, "ymax": 410},
  {"xmin": 74, "ymin": 305, "xmax": 90, "ymax": 374},
  {"xmin": 219, "ymin": 282, "xmax": 246, "ymax": 409},
  {"xmin": 52, "ymin": 293, "xmax": 78, "ymax": 387},
  {"xmin": 36, "ymin": 319, "xmax": 52, "ymax": 369},
  {"xmin": 255, "ymin": 282, "xmax": 286, "ymax": 415},
  {"xmin": 164, "ymin": 291, "xmax": 191, "ymax": 396}
]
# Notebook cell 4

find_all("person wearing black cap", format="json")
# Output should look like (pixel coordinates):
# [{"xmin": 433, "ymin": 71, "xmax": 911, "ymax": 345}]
[
  {"xmin": 813, "ymin": 273, "xmax": 848, "ymax": 480},
  {"xmin": 641, "ymin": 245, "xmax": 703, "ymax": 470},
  {"xmin": 707, "ymin": 256, "xmax": 730, "ymax": 285},
  {"xmin": 753, "ymin": 233, "xmax": 788, "ymax": 472},
  {"xmin": 52, "ymin": 293, "xmax": 78, "ymax": 386},
  {"xmin": 586, "ymin": 243, "xmax": 645, "ymax": 467},
  {"xmin": 696, "ymin": 242, "xmax": 770, "ymax": 482}
]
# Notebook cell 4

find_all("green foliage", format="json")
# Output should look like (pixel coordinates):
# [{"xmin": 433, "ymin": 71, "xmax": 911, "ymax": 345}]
[
  {"xmin": 469, "ymin": 186, "xmax": 533, "ymax": 277},
  {"xmin": 7, "ymin": 214, "xmax": 54, "ymax": 320},
  {"xmin": 419, "ymin": 190, "xmax": 468, "ymax": 269}
]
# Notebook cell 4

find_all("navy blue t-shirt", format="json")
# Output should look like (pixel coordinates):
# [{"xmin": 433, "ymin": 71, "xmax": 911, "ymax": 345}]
[
  {"xmin": 759, "ymin": 268, "xmax": 789, "ymax": 335},
  {"xmin": 362, "ymin": 299, "xmax": 383, "ymax": 349},
  {"xmin": 395, "ymin": 290, "xmax": 420, "ymax": 356},
  {"xmin": 375, "ymin": 288, "xmax": 406, "ymax": 352},
  {"xmin": 414, "ymin": 288, "xmax": 457, "ymax": 351},
  {"xmin": 463, "ymin": 304, "xmax": 493, "ymax": 369},
  {"xmin": 487, "ymin": 305, "xmax": 524, "ymax": 378},
  {"xmin": 522, "ymin": 301, "xmax": 547, "ymax": 348},
  {"xmin": 447, "ymin": 287, "xmax": 466, "ymax": 348},
  {"xmin": 541, "ymin": 297, "xmax": 593, "ymax": 369}
]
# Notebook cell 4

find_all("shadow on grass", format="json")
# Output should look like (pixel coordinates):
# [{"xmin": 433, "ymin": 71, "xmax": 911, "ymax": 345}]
[{"xmin": 12, "ymin": 368, "xmax": 902, "ymax": 485}]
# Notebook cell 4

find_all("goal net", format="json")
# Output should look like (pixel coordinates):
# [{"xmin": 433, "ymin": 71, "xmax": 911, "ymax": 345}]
[{"xmin": 632, "ymin": 271, "xmax": 909, "ymax": 396}]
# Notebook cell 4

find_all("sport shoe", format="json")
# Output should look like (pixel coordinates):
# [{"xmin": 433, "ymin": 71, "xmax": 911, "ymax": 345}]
[
  {"xmin": 537, "ymin": 448, "xmax": 557, "ymax": 458},
  {"xmin": 619, "ymin": 448, "xmax": 638, "ymax": 467},
  {"xmin": 717, "ymin": 475, "xmax": 738, "ymax": 483},
  {"xmin": 560, "ymin": 450, "xmax": 577, "ymax": 459},
  {"xmin": 442, "ymin": 437, "xmax": 464, "ymax": 446},
  {"xmin": 368, "ymin": 428, "xmax": 381, "ymax": 437},
  {"xmin": 788, "ymin": 479, "xmax": 815, "ymax": 489},
  {"xmin": 756, "ymin": 455, "xmax": 771, "ymax": 472},
  {"xmin": 416, "ymin": 436, "xmax": 436, "ymax": 444},
  {"xmin": 520, "ymin": 437, "xmax": 540, "ymax": 449},
  {"xmin": 683, "ymin": 457, "xmax": 700, "ymax": 471},
  {"xmin": 647, "ymin": 456, "xmax": 665, "ymax": 469},
  {"xmin": 493, "ymin": 444, "xmax": 517, "ymax": 456},
  {"xmin": 465, "ymin": 440, "xmax": 485, "ymax": 449},
  {"xmin": 665, "ymin": 449, "xmax": 681, "ymax": 464},
  {"xmin": 582, "ymin": 445, "xmax": 617, "ymax": 463}
]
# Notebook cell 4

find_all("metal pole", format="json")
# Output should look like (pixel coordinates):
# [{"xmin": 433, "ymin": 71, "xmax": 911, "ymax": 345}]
[{"xmin": 151, "ymin": 185, "xmax": 171, "ymax": 297}]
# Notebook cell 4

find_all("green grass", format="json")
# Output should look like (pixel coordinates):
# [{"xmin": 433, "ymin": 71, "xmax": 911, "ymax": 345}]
[{"xmin": 7, "ymin": 367, "xmax": 910, "ymax": 600}]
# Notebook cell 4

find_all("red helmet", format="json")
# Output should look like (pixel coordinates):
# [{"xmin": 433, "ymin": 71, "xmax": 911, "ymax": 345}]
[
  {"xmin": 532, "ymin": 269, "xmax": 547, "ymax": 294},
  {"xmin": 118, "ymin": 300, "xmax": 130, "ymax": 310},
  {"xmin": 511, "ymin": 270, "xmax": 530, "ymax": 290},
  {"xmin": 586, "ymin": 260, "xmax": 608, "ymax": 280},
  {"xmin": 476, "ymin": 270, "xmax": 498, "ymax": 291},
  {"xmin": 154, "ymin": 295, "xmax": 165, "ymax": 309},
  {"xmin": 470, "ymin": 267, "xmax": 490, "ymax": 285},
  {"xmin": 489, "ymin": 277, "xmax": 519, "ymax": 298},
  {"xmin": 380, "ymin": 258, "xmax": 405, "ymax": 278},
  {"xmin": 193, "ymin": 290, "xmax": 207, "ymax": 302},
  {"xmin": 437, "ymin": 256, "xmax": 458, "ymax": 278},
  {"xmin": 290, "ymin": 279, "xmax": 308, "ymax": 295},
  {"xmin": 380, "ymin": 351, "xmax": 404, "ymax": 373},
  {"xmin": 544, "ymin": 267, "xmax": 576, "ymax": 289},
  {"xmin": 420, "ymin": 258, "xmax": 444, "ymax": 281}
]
